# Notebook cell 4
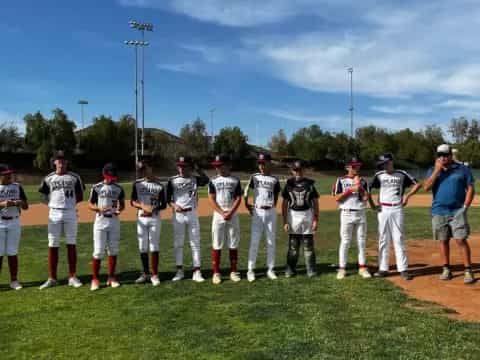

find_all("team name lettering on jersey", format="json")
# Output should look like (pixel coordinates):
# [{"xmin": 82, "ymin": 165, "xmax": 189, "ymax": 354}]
[
  {"xmin": 370, "ymin": 170, "xmax": 417, "ymax": 205},
  {"xmin": 131, "ymin": 178, "xmax": 167, "ymax": 216},
  {"xmin": 167, "ymin": 175, "xmax": 209, "ymax": 209},
  {"xmin": 245, "ymin": 173, "xmax": 280, "ymax": 208},
  {"xmin": 208, "ymin": 175, "xmax": 242, "ymax": 210},
  {"xmin": 332, "ymin": 176, "xmax": 368, "ymax": 210},
  {"xmin": 0, "ymin": 183, "xmax": 27, "ymax": 218},
  {"xmin": 39, "ymin": 172, "xmax": 84, "ymax": 210}
]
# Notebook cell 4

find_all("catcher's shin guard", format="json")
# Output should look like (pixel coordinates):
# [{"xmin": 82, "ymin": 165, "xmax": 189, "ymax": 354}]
[
  {"xmin": 287, "ymin": 234, "xmax": 301, "ymax": 272},
  {"xmin": 303, "ymin": 235, "xmax": 316, "ymax": 275}
]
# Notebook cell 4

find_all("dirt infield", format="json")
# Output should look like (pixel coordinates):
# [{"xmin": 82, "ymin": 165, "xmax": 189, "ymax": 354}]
[
  {"xmin": 379, "ymin": 237, "xmax": 480, "ymax": 322},
  {"xmin": 17, "ymin": 193, "xmax": 480, "ymax": 321}
]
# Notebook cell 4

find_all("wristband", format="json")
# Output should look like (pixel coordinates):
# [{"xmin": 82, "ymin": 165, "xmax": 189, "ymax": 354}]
[{"xmin": 313, "ymin": 214, "xmax": 319, "ymax": 221}]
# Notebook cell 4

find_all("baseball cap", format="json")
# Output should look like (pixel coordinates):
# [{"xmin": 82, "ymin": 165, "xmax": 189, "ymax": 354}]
[
  {"xmin": 257, "ymin": 153, "xmax": 272, "ymax": 163},
  {"xmin": 291, "ymin": 159, "xmax": 305, "ymax": 170},
  {"xmin": 346, "ymin": 156, "xmax": 363, "ymax": 167},
  {"xmin": 437, "ymin": 144, "xmax": 452, "ymax": 156},
  {"xmin": 376, "ymin": 153, "xmax": 394, "ymax": 166},
  {"xmin": 53, "ymin": 150, "xmax": 66, "ymax": 160},
  {"xmin": 211, "ymin": 154, "xmax": 230, "ymax": 167},
  {"xmin": 102, "ymin": 163, "xmax": 119, "ymax": 181},
  {"xmin": 0, "ymin": 164, "xmax": 14, "ymax": 175},
  {"xmin": 176, "ymin": 155, "xmax": 193, "ymax": 167}
]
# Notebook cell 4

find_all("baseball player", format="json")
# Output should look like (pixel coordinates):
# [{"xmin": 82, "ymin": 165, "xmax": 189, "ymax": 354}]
[
  {"xmin": 0, "ymin": 164, "xmax": 28, "ymax": 290},
  {"xmin": 368, "ymin": 153, "xmax": 421, "ymax": 280},
  {"xmin": 38, "ymin": 151, "xmax": 84, "ymax": 290},
  {"xmin": 131, "ymin": 156, "xmax": 167, "ymax": 286},
  {"xmin": 244, "ymin": 153, "xmax": 281, "ymax": 282},
  {"xmin": 208, "ymin": 154, "xmax": 242, "ymax": 285},
  {"xmin": 88, "ymin": 163, "xmax": 125, "ymax": 291},
  {"xmin": 332, "ymin": 157, "xmax": 371, "ymax": 280},
  {"xmin": 282, "ymin": 160, "xmax": 319, "ymax": 278},
  {"xmin": 167, "ymin": 156, "xmax": 209, "ymax": 283}
]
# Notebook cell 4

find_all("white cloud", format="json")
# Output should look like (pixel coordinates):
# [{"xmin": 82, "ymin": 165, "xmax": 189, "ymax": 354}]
[
  {"xmin": 370, "ymin": 105, "xmax": 433, "ymax": 115},
  {"xmin": 179, "ymin": 44, "xmax": 225, "ymax": 63},
  {"xmin": 121, "ymin": 0, "xmax": 480, "ymax": 100},
  {"xmin": 156, "ymin": 62, "xmax": 198, "ymax": 74},
  {"xmin": 264, "ymin": 108, "xmax": 343, "ymax": 125}
]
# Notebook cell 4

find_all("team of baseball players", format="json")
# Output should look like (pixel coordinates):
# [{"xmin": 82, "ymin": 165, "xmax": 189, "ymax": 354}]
[{"xmin": 0, "ymin": 144, "xmax": 476, "ymax": 290}]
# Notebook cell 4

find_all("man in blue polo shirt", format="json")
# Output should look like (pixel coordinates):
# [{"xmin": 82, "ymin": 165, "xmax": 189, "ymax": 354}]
[{"xmin": 424, "ymin": 144, "xmax": 475, "ymax": 284}]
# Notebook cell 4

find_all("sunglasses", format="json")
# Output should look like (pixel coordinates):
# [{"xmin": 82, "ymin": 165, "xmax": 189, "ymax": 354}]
[{"xmin": 437, "ymin": 153, "xmax": 451, "ymax": 157}]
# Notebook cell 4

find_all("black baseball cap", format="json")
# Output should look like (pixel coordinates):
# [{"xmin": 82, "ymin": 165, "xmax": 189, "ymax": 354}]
[
  {"xmin": 176, "ymin": 155, "xmax": 193, "ymax": 167},
  {"xmin": 257, "ymin": 153, "xmax": 272, "ymax": 163},
  {"xmin": 103, "ymin": 163, "xmax": 118, "ymax": 176},
  {"xmin": 211, "ymin": 154, "xmax": 230, "ymax": 167},
  {"xmin": 376, "ymin": 153, "xmax": 394, "ymax": 166},
  {"xmin": 0, "ymin": 163, "xmax": 14, "ymax": 175},
  {"xmin": 291, "ymin": 159, "xmax": 305, "ymax": 170},
  {"xmin": 53, "ymin": 150, "xmax": 66, "ymax": 160}
]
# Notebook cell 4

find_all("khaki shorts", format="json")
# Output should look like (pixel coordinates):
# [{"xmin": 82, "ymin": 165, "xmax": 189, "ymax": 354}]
[{"xmin": 432, "ymin": 208, "xmax": 470, "ymax": 241}]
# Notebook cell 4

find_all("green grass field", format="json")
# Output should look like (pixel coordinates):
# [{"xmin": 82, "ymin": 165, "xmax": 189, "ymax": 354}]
[{"xmin": 2, "ymin": 208, "xmax": 480, "ymax": 359}]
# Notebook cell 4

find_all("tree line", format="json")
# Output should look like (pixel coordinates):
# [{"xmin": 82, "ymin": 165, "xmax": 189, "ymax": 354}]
[{"xmin": 0, "ymin": 108, "xmax": 477, "ymax": 170}]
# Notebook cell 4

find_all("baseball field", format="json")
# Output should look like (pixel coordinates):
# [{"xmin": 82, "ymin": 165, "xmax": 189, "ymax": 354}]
[{"xmin": 2, "ymin": 207, "xmax": 480, "ymax": 359}]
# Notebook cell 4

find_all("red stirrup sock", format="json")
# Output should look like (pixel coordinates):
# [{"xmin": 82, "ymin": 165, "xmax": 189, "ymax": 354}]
[
  {"xmin": 92, "ymin": 258, "xmax": 101, "ymax": 281},
  {"xmin": 48, "ymin": 247, "xmax": 59, "ymax": 280},
  {"xmin": 67, "ymin": 244, "xmax": 77, "ymax": 278},
  {"xmin": 108, "ymin": 256, "xmax": 117, "ymax": 278},
  {"xmin": 8, "ymin": 255, "xmax": 18, "ymax": 281},
  {"xmin": 229, "ymin": 248, "xmax": 238, "ymax": 273},
  {"xmin": 150, "ymin": 252, "xmax": 159, "ymax": 276},
  {"xmin": 212, "ymin": 249, "xmax": 221, "ymax": 274}
]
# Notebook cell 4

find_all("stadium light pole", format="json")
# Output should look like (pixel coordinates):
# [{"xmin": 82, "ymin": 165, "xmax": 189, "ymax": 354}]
[
  {"xmin": 348, "ymin": 67, "xmax": 354, "ymax": 138},
  {"xmin": 125, "ymin": 40, "xmax": 149, "ymax": 173},
  {"xmin": 77, "ymin": 100, "xmax": 88, "ymax": 149},
  {"xmin": 210, "ymin": 108, "xmax": 216, "ymax": 152},
  {"xmin": 129, "ymin": 20, "xmax": 153, "ymax": 156}
]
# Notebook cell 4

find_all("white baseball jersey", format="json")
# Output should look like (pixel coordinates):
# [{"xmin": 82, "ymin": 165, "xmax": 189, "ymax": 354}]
[
  {"xmin": 131, "ymin": 178, "xmax": 167, "ymax": 216},
  {"xmin": 332, "ymin": 176, "xmax": 369, "ymax": 210},
  {"xmin": 244, "ymin": 173, "xmax": 281, "ymax": 208},
  {"xmin": 0, "ymin": 182, "xmax": 27, "ymax": 218},
  {"xmin": 39, "ymin": 172, "xmax": 84, "ymax": 210},
  {"xmin": 89, "ymin": 182, "xmax": 125, "ymax": 218},
  {"xmin": 370, "ymin": 170, "xmax": 417, "ymax": 205},
  {"xmin": 208, "ymin": 175, "xmax": 242, "ymax": 210},
  {"xmin": 166, "ymin": 174, "xmax": 209, "ymax": 209}
]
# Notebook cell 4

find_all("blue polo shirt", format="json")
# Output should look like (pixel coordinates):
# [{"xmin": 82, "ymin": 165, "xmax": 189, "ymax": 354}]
[{"xmin": 426, "ymin": 163, "xmax": 475, "ymax": 215}]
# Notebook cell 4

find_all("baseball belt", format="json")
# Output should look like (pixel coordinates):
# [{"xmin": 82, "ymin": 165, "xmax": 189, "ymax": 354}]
[
  {"xmin": 1, "ymin": 216, "xmax": 18, "ymax": 220},
  {"xmin": 380, "ymin": 202, "xmax": 401, "ymax": 207}
]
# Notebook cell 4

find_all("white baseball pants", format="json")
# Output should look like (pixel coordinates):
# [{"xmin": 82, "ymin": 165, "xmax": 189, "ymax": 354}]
[
  {"xmin": 338, "ymin": 210, "xmax": 367, "ymax": 268},
  {"xmin": 137, "ymin": 216, "xmax": 161, "ymax": 253},
  {"xmin": 0, "ymin": 218, "xmax": 21, "ymax": 256},
  {"xmin": 48, "ymin": 209, "xmax": 78, "ymax": 247},
  {"xmin": 93, "ymin": 217, "xmax": 120, "ymax": 259},
  {"xmin": 248, "ymin": 208, "xmax": 277, "ymax": 271},
  {"xmin": 172, "ymin": 209, "xmax": 201, "ymax": 268},
  {"xmin": 288, "ymin": 209, "xmax": 313, "ymax": 235},
  {"xmin": 212, "ymin": 212, "xmax": 240, "ymax": 250},
  {"xmin": 377, "ymin": 206, "xmax": 408, "ymax": 272}
]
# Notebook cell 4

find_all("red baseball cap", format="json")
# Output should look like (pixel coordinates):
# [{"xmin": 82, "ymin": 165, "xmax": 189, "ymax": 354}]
[{"xmin": 0, "ymin": 164, "xmax": 14, "ymax": 175}]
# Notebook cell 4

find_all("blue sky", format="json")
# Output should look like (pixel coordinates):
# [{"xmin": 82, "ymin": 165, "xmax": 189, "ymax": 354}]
[{"xmin": 1, "ymin": 0, "xmax": 480, "ymax": 145}]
